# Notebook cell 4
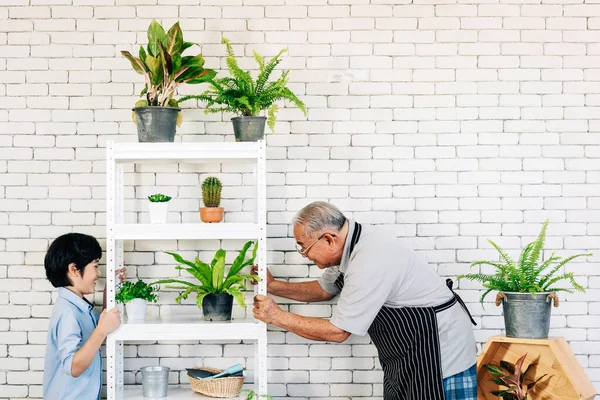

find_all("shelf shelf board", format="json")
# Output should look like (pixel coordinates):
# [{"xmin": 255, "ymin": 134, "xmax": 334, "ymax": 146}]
[
  {"xmin": 112, "ymin": 142, "xmax": 261, "ymax": 164},
  {"xmin": 113, "ymin": 315, "xmax": 262, "ymax": 341},
  {"xmin": 113, "ymin": 223, "xmax": 260, "ymax": 240},
  {"xmin": 122, "ymin": 384, "xmax": 246, "ymax": 399}
]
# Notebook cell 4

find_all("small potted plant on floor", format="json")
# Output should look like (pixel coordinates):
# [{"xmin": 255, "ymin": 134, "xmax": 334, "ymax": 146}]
[
  {"xmin": 148, "ymin": 193, "xmax": 171, "ymax": 223},
  {"xmin": 121, "ymin": 19, "xmax": 216, "ymax": 142},
  {"xmin": 199, "ymin": 176, "xmax": 223, "ymax": 223},
  {"xmin": 179, "ymin": 37, "xmax": 306, "ymax": 142},
  {"xmin": 116, "ymin": 279, "xmax": 159, "ymax": 320},
  {"xmin": 151, "ymin": 241, "xmax": 259, "ymax": 321},
  {"xmin": 459, "ymin": 220, "xmax": 592, "ymax": 339}
]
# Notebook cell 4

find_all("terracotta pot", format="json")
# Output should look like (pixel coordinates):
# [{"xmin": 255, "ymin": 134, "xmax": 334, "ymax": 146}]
[{"xmin": 199, "ymin": 207, "xmax": 224, "ymax": 223}]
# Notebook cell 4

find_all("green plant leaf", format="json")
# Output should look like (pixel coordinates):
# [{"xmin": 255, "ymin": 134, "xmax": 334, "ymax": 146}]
[
  {"xmin": 166, "ymin": 21, "xmax": 183, "ymax": 56},
  {"xmin": 224, "ymin": 287, "xmax": 246, "ymax": 308},
  {"xmin": 145, "ymin": 54, "xmax": 164, "ymax": 86},
  {"xmin": 211, "ymin": 249, "xmax": 226, "ymax": 291},
  {"xmin": 196, "ymin": 292, "xmax": 209, "ymax": 309},
  {"xmin": 227, "ymin": 241, "xmax": 254, "ymax": 279},
  {"xmin": 121, "ymin": 51, "xmax": 146, "ymax": 75},
  {"xmin": 164, "ymin": 251, "xmax": 196, "ymax": 269},
  {"xmin": 147, "ymin": 19, "xmax": 167, "ymax": 57}
]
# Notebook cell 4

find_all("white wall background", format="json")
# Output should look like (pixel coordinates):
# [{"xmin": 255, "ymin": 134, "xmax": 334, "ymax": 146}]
[{"xmin": 1, "ymin": 0, "xmax": 599, "ymax": 398}]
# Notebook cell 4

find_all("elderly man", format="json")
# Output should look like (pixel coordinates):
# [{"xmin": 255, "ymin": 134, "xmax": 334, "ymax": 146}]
[{"xmin": 252, "ymin": 201, "xmax": 477, "ymax": 400}]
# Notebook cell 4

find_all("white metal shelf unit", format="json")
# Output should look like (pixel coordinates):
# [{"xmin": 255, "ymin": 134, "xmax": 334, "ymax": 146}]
[{"xmin": 105, "ymin": 141, "xmax": 268, "ymax": 400}]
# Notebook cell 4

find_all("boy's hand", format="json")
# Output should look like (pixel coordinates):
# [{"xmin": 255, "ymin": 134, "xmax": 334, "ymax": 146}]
[
  {"xmin": 98, "ymin": 307, "xmax": 121, "ymax": 336},
  {"xmin": 116, "ymin": 267, "xmax": 127, "ymax": 283}
]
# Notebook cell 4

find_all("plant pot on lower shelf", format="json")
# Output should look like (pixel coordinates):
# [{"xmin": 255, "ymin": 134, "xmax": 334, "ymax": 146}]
[
  {"xmin": 126, "ymin": 298, "xmax": 147, "ymax": 320},
  {"xmin": 231, "ymin": 116, "xmax": 266, "ymax": 142},
  {"xmin": 501, "ymin": 291, "xmax": 553, "ymax": 339},
  {"xmin": 199, "ymin": 207, "xmax": 224, "ymax": 223},
  {"xmin": 202, "ymin": 294, "xmax": 233, "ymax": 321}
]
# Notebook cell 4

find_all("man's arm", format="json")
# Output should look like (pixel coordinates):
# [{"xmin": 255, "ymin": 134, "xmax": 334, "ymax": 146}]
[
  {"xmin": 269, "ymin": 280, "xmax": 335, "ymax": 302},
  {"xmin": 274, "ymin": 310, "xmax": 351, "ymax": 343}
]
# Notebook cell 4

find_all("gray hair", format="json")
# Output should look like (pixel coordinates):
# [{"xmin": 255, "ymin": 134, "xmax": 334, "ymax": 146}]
[{"xmin": 292, "ymin": 201, "xmax": 347, "ymax": 237}]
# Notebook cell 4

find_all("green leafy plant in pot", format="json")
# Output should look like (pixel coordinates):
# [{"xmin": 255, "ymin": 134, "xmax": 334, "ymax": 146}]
[
  {"xmin": 483, "ymin": 353, "xmax": 547, "ymax": 400},
  {"xmin": 151, "ymin": 241, "xmax": 259, "ymax": 321},
  {"xmin": 179, "ymin": 37, "xmax": 306, "ymax": 142},
  {"xmin": 116, "ymin": 279, "xmax": 159, "ymax": 320},
  {"xmin": 121, "ymin": 19, "xmax": 216, "ymax": 143},
  {"xmin": 459, "ymin": 220, "xmax": 592, "ymax": 339},
  {"xmin": 147, "ymin": 193, "xmax": 171, "ymax": 224},
  {"xmin": 199, "ymin": 176, "xmax": 223, "ymax": 223}
]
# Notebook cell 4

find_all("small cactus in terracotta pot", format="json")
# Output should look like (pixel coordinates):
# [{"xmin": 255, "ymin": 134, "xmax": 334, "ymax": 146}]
[{"xmin": 200, "ymin": 176, "xmax": 223, "ymax": 223}]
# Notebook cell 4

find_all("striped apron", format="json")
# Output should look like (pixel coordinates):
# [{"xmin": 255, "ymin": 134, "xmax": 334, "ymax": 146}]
[{"xmin": 334, "ymin": 222, "xmax": 477, "ymax": 400}]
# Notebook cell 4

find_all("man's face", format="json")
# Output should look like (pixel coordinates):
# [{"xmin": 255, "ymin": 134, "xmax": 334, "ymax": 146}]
[{"xmin": 293, "ymin": 224, "xmax": 337, "ymax": 269}]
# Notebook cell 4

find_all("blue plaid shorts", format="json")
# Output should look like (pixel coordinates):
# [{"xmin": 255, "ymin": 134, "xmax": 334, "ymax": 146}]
[{"xmin": 442, "ymin": 364, "xmax": 477, "ymax": 400}]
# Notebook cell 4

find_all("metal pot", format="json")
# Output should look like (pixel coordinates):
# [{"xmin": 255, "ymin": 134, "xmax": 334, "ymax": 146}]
[
  {"xmin": 501, "ymin": 292, "xmax": 553, "ymax": 339},
  {"xmin": 231, "ymin": 116, "xmax": 266, "ymax": 142},
  {"xmin": 133, "ymin": 106, "xmax": 180, "ymax": 143},
  {"xmin": 202, "ymin": 293, "xmax": 233, "ymax": 321}
]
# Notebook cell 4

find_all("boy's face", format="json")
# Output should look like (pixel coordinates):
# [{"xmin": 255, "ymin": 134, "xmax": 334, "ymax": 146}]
[{"xmin": 69, "ymin": 259, "xmax": 101, "ymax": 295}]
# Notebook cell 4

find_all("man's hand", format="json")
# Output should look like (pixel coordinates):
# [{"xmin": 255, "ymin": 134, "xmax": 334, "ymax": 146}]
[
  {"xmin": 250, "ymin": 265, "xmax": 274, "ymax": 288},
  {"xmin": 98, "ymin": 307, "xmax": 121, "ymax": 336},
  {"xmin": 253, "ymin": 294, "xmax": 283, "ymax": 325}
]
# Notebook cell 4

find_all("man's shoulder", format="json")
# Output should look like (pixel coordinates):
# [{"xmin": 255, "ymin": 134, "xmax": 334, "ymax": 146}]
[{"xmin": 50, "ymin": 297, "xmax": 83, "ymax": 324}]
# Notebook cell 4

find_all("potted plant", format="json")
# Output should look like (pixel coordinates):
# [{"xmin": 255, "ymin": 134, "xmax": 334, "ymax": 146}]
[
  {"xmin": 116, "ymin": 279, "xmax": 159, "ymax": 320},
  {"xmin": 147, "ymin": 193, "xmax": 171, "ymax": 223},
  {"xmin": 483, "ymin": 353, "xmax": 547, "ymax": 400},
  {"xmin": 151, "ymin": 241, "xmax": 259, "ymax": 321},
  {"xmin": 459, "ymin": 220, "xmax": 592, "ymax": 339},
  {"xmin": 241, "ymin": 389, "xmax": 273, "ymax": 399},
  {"xmin": 199, "ymin": 176, "xmax": 223, "ymax": 223},
  {"xmin": 179, "ymin": 37, "xmax": 306, "ymax": 142},
  {"xmin": 121, "ymin": 19, "xmax": 216, "ymax": 142}
]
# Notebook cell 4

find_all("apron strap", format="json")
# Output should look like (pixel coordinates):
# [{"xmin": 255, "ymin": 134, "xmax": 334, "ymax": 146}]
[{"xmin": 445, "ymin": 279, "xmax": 478, "ymax": 326}]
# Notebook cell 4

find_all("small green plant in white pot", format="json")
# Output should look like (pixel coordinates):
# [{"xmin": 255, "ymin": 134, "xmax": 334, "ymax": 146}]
[
  {"xmin": 116, "ymin": 279, "xmax": 159, "ymax": 320},
  {"xmin": 148, "ymin": 193, "xmax": 171, "ymax": 224}
]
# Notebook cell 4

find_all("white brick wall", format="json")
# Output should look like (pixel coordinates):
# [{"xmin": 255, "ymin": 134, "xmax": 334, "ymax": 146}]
[{"xmin": 1, "ymin": 1, "xmax": 600, "ymax": 399}]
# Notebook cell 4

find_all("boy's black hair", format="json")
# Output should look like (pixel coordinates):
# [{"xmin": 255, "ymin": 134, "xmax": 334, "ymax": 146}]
[{"xmin": 44, "ymin": 233, "xmax": 102, "ymax": 288}]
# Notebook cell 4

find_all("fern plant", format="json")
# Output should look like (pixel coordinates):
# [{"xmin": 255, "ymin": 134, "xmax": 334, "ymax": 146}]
[
  {"xmin": 151, "ymin": 241, "xmax": 259, "ymax": 308},
  {"xmin": 458, "ymin": 220, "xmax": 592, "ymax": 303},
  {"xmin": 180, "ymin": 37, "xmax": 306, "ymax": 132}
]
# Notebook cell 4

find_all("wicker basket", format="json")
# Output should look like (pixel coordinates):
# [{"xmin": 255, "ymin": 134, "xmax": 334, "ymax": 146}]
[{"xmin": 187, "ymin": 367, "xmax": 245, "ymax": 398}]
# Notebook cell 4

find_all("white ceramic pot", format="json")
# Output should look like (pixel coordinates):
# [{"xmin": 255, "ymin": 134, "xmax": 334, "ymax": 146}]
[
  {"xmin": 148, "ymin": 202, "xmax": 169, "ymax": 224},
  {"xmin": 126, "ymin": 298, "xmax": 147, "ymax": 320}
]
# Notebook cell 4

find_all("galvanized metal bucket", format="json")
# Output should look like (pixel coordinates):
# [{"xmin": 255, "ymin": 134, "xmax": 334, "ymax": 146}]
[
  {"xmin": 501, "ymin": 292, "xmax": 553, "ymax": 339},
  {"xmin": 133, "ymin": 107, "xmax": 179, "ymax": 143},
  {"xmin": 141, "ymin": 366, "xmax": 170, "ymax": 398},
  {"xmin": 231, "ymin": 116, "xmax": 266, "ymax": 142}
]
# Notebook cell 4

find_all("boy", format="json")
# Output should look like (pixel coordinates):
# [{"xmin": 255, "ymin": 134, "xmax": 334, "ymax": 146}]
[{"xmin": 43, "ymin": 233, "xmax": 125, "ymax": 400}]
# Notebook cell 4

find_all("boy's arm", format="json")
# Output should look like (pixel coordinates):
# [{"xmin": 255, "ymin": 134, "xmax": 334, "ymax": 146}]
[{"xmin": 58, "ymin": 309, "xmax": 121, "ymax": 378}]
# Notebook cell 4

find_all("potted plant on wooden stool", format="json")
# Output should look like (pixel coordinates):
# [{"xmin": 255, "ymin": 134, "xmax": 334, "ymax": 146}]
[
  {"xmin": 180, "ymin": 37, "xmax": 306, "ymax": 142},
  {"xmin": 121, "ymin": 19, "xmax": 215, "ymax": 142},
  {"xmin": 116, "ymin": 279, "xmax": 159, "ymax": 320},
  {"xmin": 459, "ymin": 220, "xmax": 592, "ymax": 339},
  {"xmin": 147, "ymin": 193, "xmax": 171, "ymax": 224},
  {"xmin": 151, "ymin": 241, "xmax": 259, "ymax": 321},
  {"xmin": 199, "ymin": 176, "xmax": 223, "ymax": 223}
]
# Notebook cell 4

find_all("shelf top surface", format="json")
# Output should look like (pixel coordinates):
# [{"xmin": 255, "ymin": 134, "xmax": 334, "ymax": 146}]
[
  {"xmin": 113, "ymin": 223, "xmax": 260, "ymax": 240},
  {"xmin": 108, "ymin": 141, "xmax": 263, "ymax": 164},
  {"xmin": 123, "ymin": 384, "xmax": 247, "ymax": 399},
  {"xmin": 122, "ymin": 316, "xmax": 257, "ymax": 326}
]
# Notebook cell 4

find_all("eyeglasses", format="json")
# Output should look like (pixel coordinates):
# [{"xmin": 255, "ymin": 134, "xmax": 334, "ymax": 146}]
[{"xmin": 295, "ymin": 233, "xmax": 335, "ymax": 258}]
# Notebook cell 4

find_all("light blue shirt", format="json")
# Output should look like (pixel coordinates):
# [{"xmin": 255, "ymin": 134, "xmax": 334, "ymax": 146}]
[{"xmin": 43, "ymin": 287, "xmax": 101, "ymax": 400}]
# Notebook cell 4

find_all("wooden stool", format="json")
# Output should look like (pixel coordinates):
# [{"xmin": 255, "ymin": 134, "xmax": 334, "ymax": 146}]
[{"xmin": 476, "ymin": 335, "xmax": 596, "ymax": 400}]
